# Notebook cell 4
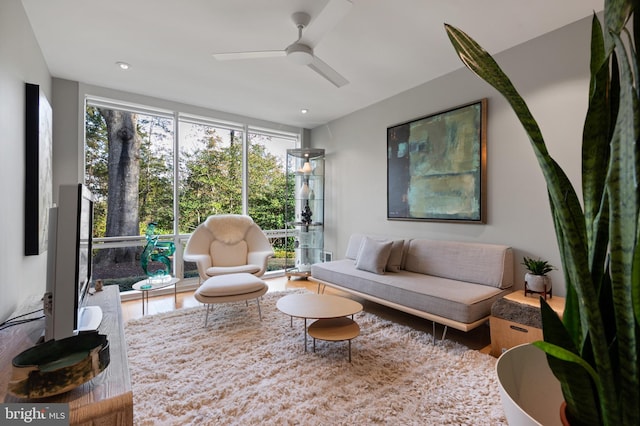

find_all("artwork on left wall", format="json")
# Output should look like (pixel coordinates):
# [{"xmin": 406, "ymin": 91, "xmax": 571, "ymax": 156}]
[{"xmin": 24, "ymin": 83, "xmax": 53, "ymax": 255}]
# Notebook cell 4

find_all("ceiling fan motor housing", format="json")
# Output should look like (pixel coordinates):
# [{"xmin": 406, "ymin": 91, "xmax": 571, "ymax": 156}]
[{"xmin": 286, "ymin": 43, "xmax": 314, "ymax": 65}]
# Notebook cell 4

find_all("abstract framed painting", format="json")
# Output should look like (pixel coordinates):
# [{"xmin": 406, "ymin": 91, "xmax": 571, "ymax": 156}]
[
  {"xmin": 387, "ymin": 99, "xmax": 487, "ymax": 223},
  {"xmin": 25, "ymin": 83, "xmax": 53, "ymax": 255}
]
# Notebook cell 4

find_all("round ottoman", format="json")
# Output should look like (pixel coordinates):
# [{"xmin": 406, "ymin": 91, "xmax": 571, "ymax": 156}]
[{"xmin": 195, "ymin": 273, "xmax": 268, "ymax": 326}]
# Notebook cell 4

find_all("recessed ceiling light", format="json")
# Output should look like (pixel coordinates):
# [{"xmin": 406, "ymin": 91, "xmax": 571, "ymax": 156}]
[
  {"xmin": 116, "ymin": 61, "xmax": 130, "ymax": 70},
  {"xmin": 301, "ymin": 109, "xmax": 308, "ymax": 114}
]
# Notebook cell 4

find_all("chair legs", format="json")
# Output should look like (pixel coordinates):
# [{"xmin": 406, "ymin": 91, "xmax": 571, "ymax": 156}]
[
  {"xmin": 204, "ymin": 303, "xmax": 211, "ymax": 327},
  {"xmin": 195, "ymin": 274, "xmax": 268, "ymax": 327},
  {"xmin": 256, "ymin": 297, "xmax": 262, "ymax": 321},
  {"xmin": 202, "ymin": 298, "xmax": 263, "ymax": 327}
]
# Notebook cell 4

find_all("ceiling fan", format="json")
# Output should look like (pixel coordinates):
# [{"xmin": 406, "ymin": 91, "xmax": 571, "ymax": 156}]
[{"xmin": 212, "ymin": 1, "xmax": 351, "ymax": 88}]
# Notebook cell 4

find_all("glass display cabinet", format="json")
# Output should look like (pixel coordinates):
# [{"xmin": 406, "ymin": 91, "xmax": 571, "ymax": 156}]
[{"xmin": 285, "ymin": 148, "xmax": 325, "ymax": 279}]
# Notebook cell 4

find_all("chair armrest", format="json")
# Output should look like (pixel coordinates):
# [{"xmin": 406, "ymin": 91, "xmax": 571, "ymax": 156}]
[
  {"xmin": 183, "ymin": 253, "xmax": 212, "ymax": 282},
  {"xmin": 247, "ymin": 250, "xmax": 274, "ymax": 263},
  {"xmin": 247, "ymin": 250, "xmax": 275, "ymax": 277}
]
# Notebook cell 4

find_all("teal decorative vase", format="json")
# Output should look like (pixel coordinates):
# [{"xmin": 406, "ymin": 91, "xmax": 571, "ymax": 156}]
[{"xmin": 141, "ymin": 222, "xmax": 175, "ymax": 282}]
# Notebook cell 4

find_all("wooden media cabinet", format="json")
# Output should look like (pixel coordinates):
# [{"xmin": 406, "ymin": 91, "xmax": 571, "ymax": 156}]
[{"xmin": 0, "ymin": 285, "xmax": 133, "ymax": 425}]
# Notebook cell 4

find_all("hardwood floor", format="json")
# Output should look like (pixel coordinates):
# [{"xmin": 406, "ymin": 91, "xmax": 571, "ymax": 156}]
[
  {"xmin": 121, "ymin": 275, "xmax": 492, "ymax": 353},
  {"xmin": 120, "ymin": 276, "xmax": 311, "ymax": 321}
]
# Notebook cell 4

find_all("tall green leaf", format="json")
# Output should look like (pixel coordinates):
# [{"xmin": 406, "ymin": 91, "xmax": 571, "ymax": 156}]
[
  {"xmin": 444, "ymin": 19, "xmax": 625, "ymax": 424},
  {"xmin": 608, "ymin": 31, "xmax": 640, "ymax": 426},
  {"xmin": 537, "ymin": 300, "xmax": 600, "ymax": 423}
]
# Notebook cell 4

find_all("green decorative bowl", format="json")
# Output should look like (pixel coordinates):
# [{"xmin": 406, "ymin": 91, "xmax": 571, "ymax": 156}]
[{"xmin": 8, "ymin": 331, "xmax": 110, "ymax": 399}]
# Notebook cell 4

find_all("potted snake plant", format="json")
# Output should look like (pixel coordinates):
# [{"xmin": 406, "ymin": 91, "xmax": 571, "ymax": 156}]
[{"xmin": 445, "ymin": 1, "xmax": 639, "ymax": 425}]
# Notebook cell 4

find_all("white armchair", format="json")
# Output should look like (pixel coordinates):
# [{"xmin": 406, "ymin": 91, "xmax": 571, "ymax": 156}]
[{"xmin": 184, "ymin": 214, "xmax": 274, "ymax": 282}]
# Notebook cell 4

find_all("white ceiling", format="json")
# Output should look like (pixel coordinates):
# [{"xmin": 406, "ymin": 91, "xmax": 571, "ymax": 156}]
[{"xmin": 21, "ymin": 0, "xmax": 603, "ymax": 129}]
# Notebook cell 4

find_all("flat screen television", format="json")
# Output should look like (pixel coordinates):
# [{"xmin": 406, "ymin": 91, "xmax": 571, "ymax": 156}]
[{"xmin": 44, "ymin": 183, "xmax": 102, "ymax": 341}]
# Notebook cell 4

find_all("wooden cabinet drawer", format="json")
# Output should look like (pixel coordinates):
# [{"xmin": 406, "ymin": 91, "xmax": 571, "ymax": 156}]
[{"xmin": 490, "ymin": 316, "xmax": 543, "ymax": 357}]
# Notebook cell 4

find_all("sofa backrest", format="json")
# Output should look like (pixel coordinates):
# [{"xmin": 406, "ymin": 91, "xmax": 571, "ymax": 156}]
[{"xmin": 404, "ymin": 239, "xmax": 513, "ymax": 289}]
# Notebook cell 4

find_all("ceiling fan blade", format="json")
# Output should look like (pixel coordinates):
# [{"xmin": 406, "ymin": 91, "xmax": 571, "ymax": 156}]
[
  {"xmin": 213, "ymin": 50, "xmax": 286, "ymax": 61},
  {"xmin": 301, "ymin": 0, "xmax": 352, "ymax": 46},
  {"xmin": 308, "ymin": 56, "xmax": 349, "ymax": 88}
]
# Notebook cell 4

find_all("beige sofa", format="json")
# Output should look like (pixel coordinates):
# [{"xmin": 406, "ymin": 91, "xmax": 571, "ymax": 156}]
[{"xmin": 310, "ymin": 234, "xmax": 514, "ymax": 341}]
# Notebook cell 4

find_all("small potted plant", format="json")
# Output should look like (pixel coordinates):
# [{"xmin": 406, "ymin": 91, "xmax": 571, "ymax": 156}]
[{"xmin": 521, "ymin": 256, "xmax": 555, "ymax": 293}]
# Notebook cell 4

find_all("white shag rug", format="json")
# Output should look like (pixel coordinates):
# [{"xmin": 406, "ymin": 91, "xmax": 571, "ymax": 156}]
[{"xmin": 125, "ymin": 291, "xmax": 506, "ymax": 425}]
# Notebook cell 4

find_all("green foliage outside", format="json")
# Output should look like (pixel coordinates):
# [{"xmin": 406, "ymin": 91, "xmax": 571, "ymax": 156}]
[
  {"xmin": 85, "ymin": 106, "xmax": 293, "ymax": 251},
  {"xmin": 85, "ymin": 107, "xmax": 108, "ymax": 235}
]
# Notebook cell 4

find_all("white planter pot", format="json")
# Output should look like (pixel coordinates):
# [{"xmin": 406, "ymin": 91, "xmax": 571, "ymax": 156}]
[
  {"xmin": 496, "ymin": 343, "xmax": 564, "ymax": 426},
  {"xmin": 525, "ymin": 273, "xmax": 551, "ymax": 292}
]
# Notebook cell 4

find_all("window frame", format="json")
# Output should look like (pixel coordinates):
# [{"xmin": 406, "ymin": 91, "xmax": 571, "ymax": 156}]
[{"xmin": 84, "ymin": 96, "xmax": 301, "ymax": 286}]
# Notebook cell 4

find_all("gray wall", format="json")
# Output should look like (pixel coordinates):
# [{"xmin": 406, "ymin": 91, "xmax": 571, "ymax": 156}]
[
  {"xmin": 311, "ymin": 16, "xmax": 593, "ymax": 297},
  {"xmin": 0, "ymin": 0, "xmax": 52, "ymax": 321}
]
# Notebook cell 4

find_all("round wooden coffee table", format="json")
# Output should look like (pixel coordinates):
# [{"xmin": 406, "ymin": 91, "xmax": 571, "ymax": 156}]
[
  {"xmin": 276, "ymin": 293, "xmax": 363, "ymax": 361},
  {"xmin": 308, "ymin": 317, "xmax": 360, "ymax": 362}
]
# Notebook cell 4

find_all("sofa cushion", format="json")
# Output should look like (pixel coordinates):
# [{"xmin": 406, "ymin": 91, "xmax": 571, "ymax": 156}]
[
  {"xmin": 403, "ymin": 239, "xmax": 513, "ymax": 289},
  {"xmin": 345, "ymin": 234, "xmax": 366, "ymax": 260},
  {"xmin": 355, "ymin": 237, "xmax": 393, "ymax": 274},
  {"xmin": 312, "ymin": 259, "xmax": 508, "ymax": 324},
  {"xmin": 386, "ymin": 240, "xmax": 405, "ymax": 272},
  {"xmin": 347, "ymin": 234, "xmax": 407, "ymax": 272}
]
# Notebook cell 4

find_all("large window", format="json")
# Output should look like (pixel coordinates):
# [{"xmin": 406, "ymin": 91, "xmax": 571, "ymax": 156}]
[
  {"xmin": 85, "ymin": 100, "xmax": 298, "ymax": 292},
  {"xmin": 247, "ymin": 131, "xmax": 293, "ymax": 232},
  {"xmin": 177, "ymin": 117, "xmax": 244, "ymax": 233}
]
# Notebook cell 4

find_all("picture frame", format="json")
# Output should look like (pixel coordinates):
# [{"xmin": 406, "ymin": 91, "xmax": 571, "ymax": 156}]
[
  {"xmin": 387, "ymin": 99, "xmax": 487, "ymax": 223},
  {"xmin": 25, "ymin": 83, "xmax": 53, "ymax": 255}
]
